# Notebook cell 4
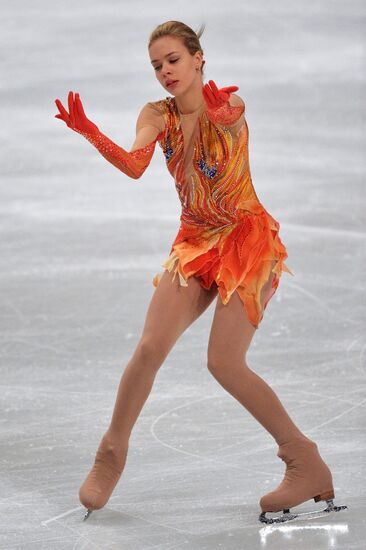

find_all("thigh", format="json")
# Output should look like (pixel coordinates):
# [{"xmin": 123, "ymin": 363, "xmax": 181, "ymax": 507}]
[
  {"xmin": 207, "ymin": 260, "xmax": 277, "ymax": 366},
  {"xmin": 138, "ymin": 269, "xmax": 218, "ymax": 361}
]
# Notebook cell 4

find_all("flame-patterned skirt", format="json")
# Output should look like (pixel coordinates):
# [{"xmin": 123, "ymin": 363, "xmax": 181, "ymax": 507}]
[{"xmin": 152, "ymin": 204, "xmax": 294, "ymax": 329}]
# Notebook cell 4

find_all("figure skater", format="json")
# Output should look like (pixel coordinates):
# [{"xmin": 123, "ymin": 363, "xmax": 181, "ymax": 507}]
[{"xmin": 54, "ymin": 20, "xmax": 347, "ymax": 524}]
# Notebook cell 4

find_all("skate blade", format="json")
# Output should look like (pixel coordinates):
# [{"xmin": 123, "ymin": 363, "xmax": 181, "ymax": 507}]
[
  {"xmin": 259, "ymin": 499, "xmax": 348, "ymax": 524},
  {"xmin": 83, "ymin": 508, "xmax": 93, "ymax": 521}
]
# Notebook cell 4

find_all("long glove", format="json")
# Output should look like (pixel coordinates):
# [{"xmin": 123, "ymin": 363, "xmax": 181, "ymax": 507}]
[
  {"xmin": 54, "ymin": 91, "xmax": 161, "ymax": 179},
  {"xmin": 202, "ymin": 80, "xmax": 244, "ymax": 126}
]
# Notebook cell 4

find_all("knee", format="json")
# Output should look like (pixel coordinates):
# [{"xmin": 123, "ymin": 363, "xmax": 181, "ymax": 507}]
[
  {"xmin": 207, "ymin": 350, "xmax": 248, "ymax": 377},
  {"xmin": 134, "ymin": 337, "xmax": 168, "ymax": 372},
  {"xmin": 207, "ymin": 351, "xmax": 229, "ymax": 377},
  {"xmin": 207, "ymin": 358, "xmax": 223, "ymax": 378}
]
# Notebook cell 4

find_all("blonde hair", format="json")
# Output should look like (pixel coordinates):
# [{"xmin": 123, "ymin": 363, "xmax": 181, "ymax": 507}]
[{"xmin": 148, "ymin": 20, "xmax": 206, "ymax": 77}]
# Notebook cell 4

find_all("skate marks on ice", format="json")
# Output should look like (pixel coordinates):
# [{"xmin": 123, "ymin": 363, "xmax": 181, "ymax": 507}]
[
  {"xmin": 149, "ymin": 395, "xmax": 286, "ymax": 478},
  {"xmin": 304, "ymin": 395, "xmax": 366, "ymax": 434},
  {"xmin": 41, "ymin": 505, "xmax": 89, "ymax": 526},
  {"xmin": 284, "ymin": 279, "xmax": 360, "ymax": 327},
  {"xmin": 41, "ymin": 496, "xmax": 198, "ymax": 549}
]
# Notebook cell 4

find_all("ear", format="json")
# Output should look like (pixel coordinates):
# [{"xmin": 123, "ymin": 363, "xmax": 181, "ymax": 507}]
[{"xmin": 195, "ymin": 50, "xmax": 203, "ymax": 64}]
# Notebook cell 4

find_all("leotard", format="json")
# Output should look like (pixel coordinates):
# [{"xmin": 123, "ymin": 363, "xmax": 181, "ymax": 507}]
[{"xmin": 145, "ymin": 95, "xmax": 294, "ymax": 327}]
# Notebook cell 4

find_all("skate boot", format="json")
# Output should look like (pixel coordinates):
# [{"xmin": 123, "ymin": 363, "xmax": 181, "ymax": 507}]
[
  {"xmin": 259, "ymin": 436, "xmax": 347, "ymax": 524},
  {"xmin": 79, "ymin": 431, "xmax": 129, "ymax": 520}
]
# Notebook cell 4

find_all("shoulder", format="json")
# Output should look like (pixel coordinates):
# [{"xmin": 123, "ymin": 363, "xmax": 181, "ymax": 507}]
[
  {"xmin": 145, "ymin": 98, "xmax": 167, "ymax": 112},
  {"xmin": 229, "ymin": 93, "xmax": 245, "ymax": 110},
  {"xmin": 145, "ymin": 97, "xmax": 173, "ymax": 114},
  {"xmin": 136, "ymin": 100, "xmax": 166, "ymax": 133}
]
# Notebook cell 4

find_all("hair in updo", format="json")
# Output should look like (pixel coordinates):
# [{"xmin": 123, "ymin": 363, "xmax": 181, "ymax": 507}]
[{"xmin": 148, "ymin": 20, "xmax": 206, "ymax": 77}]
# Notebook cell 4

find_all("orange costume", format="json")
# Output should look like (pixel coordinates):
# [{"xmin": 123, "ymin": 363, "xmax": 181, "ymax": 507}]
[
  {"xmin": 149, "ymin": 94, "xmax": 294, "ymax": 327},
  {"xmin": 60, "ymin": 86, "xmax": 294, "ymax": 328}
]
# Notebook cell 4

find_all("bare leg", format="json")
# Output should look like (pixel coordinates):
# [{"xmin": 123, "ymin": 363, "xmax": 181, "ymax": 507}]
[
  {"xmin": 79, "ymin": 270, "xmax": 218, "ymax": 511},
  {"xmin": 206, "ymin": 263, "xmax": 338, "ymax": 515},
  {"xmin": 107, "ymin": 270, "xmax": 218, "ymax": 441},
  {"xmin": 207, "ymin": 261, "xmax": 305, "ymax": 446}
]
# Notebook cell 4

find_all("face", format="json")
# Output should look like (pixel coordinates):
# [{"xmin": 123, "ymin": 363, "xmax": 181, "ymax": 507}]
[{"xmin": 149, "ymin": 35, "xmax": 203, "ymax": 95}]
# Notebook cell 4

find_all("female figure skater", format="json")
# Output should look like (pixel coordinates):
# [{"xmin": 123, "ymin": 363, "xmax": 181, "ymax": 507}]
[{"xmin": 54, "ymin": 20, "xmax": 346, "ymax": 524}]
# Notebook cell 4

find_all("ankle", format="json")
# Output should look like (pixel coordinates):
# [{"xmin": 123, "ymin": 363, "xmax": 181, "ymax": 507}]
[
  {"xmin": 277, "ymin": 434, "xmax": 315, "ymax": 447},
  {"xmin": 102, "ymin": 428, "xmax": 129, "ymax": 449}
]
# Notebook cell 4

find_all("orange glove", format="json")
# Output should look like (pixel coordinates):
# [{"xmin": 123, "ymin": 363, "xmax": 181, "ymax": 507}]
[
  {"xmin": 202, "ymin": 80, "xmax": 244, "ymax": 126},
  {"xmin": 54, "ymin": 91, "xmax": 160, "ymax": 179}
]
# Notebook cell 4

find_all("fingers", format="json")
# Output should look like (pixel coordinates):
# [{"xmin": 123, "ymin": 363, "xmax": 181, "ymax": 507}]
[
  {"xmin": 220, "ymin": 85, "xmax": 239, "ymax": 93},
  {"xmin": 209, "ymin": 79, "xmax": 239, "ymax": 95},
  {"xmin": 203, "ymin": 80, "xmax": 233, "ymax": 108},
  {"xmin": 75, "ymin": 92, "xmax": 87, "ymax": 121},
  {"xmin": 54, "ymin": 98, "xmax": 69, "ymax": 120},
  {"xmin": 207, "ymin": 80, "xmax": 239, "ymax": 101},
  {"xmin": 208, "ymin": 79, "xmax": 220, "ymax": 96},
  {"xmin": 54, "ymin": 92, "xmax": 81, "ymax": 128},
  {"xmin": 55, "ymin": 91, "xmax": 97, "ymax": 134},
  {"xmin": 68, "ymin": 91, "xmax": 75, "ymax": 127},
  {"xmin": 202, "ymin": 83, "xmax": 216, "ymax": 108},
  {"xmin": 207, "ymin": 80, "xmax": 224, "ymax": 103}
]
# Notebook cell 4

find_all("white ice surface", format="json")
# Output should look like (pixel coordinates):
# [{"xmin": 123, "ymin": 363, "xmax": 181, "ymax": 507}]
[{"xmin": 1, "ymin": 0, "xmax": 365, "ymax": 548}]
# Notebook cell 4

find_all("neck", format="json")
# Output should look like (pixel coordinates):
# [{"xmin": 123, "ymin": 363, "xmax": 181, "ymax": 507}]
[{"xmin": 174, "ymin": 77, "xmax": 205, "ymax": 115}]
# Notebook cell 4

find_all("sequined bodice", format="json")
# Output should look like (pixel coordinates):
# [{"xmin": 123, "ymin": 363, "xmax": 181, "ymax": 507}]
[{"xmin": 153, "ymin": 96, "xmax": 262, "ymax": 229}]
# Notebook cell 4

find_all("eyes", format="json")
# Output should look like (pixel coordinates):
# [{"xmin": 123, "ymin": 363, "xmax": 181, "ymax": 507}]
[{"xmin": 154, "ymin": 58, "xmax": 179, "ymax": 72}]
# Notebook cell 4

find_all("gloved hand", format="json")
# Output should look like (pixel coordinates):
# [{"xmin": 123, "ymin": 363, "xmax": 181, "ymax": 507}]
[
  {"xmin": 202, "ymin": 80, "xmax": 244, "ymax": 126},
  {"xmin": 54, "ymin": 91, "xmax": 159, "ymax": 179},
  {"xmin": 54, "ymin": 91, "xmax": 99, "ymax": 134}
]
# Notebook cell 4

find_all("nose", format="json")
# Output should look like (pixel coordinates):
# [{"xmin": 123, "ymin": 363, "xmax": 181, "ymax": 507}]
[{"xmin": 161, "ymin": 63, "xmax": 172, "ymax": 78}]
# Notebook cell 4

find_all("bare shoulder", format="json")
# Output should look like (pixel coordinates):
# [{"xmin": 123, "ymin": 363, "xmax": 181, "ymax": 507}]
[
  {"xmin": 229, "ymin": 93, "xmax": 245, "ymax": 109},
  {"xmin": 130, "ymin": 101, "xmax": 165, "ymax": 152},
  {"xmin": 136, "ymin": 101, "xmax": 165, "ymax": 133}
]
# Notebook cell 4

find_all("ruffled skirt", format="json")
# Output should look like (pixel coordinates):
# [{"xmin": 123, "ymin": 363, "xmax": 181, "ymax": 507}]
[{"xmin": 152, "ymin": 204, "xmax": 294, "ymax": 328}]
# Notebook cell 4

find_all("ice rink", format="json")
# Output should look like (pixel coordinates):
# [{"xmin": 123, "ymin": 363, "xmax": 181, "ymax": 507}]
[{"xmin": 1, "ymin": 0, "xmax": 365, "ymax": 548}]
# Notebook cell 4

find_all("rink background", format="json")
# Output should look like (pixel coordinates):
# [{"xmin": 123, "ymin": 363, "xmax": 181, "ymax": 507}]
[{"xmin": 1, "ymin": 0, "xmax": 365, "ymax": 548}]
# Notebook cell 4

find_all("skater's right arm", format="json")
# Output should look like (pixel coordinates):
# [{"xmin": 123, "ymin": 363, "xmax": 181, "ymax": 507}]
[
  {"xmin": 131, "ymin": 101, "xmax": 164, "ymax": 152},
  {"xmin": 54, "ymin": 91, "xmax": 164, "ymax": 180}
]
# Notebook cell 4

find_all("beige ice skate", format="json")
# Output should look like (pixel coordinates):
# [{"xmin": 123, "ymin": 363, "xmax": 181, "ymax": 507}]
[
  {"xmin": 79, "ymin": 432, "xmax": 129, "ymax": 520},
  {"xmin": 259, "ymin": 436, "xmax": 347, "ymax": 524}
]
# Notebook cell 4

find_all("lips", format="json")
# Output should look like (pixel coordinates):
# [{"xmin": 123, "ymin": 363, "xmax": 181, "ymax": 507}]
[{"xmin": 167, "ymin": 80, "xmax": 178, "ymax": 87}]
